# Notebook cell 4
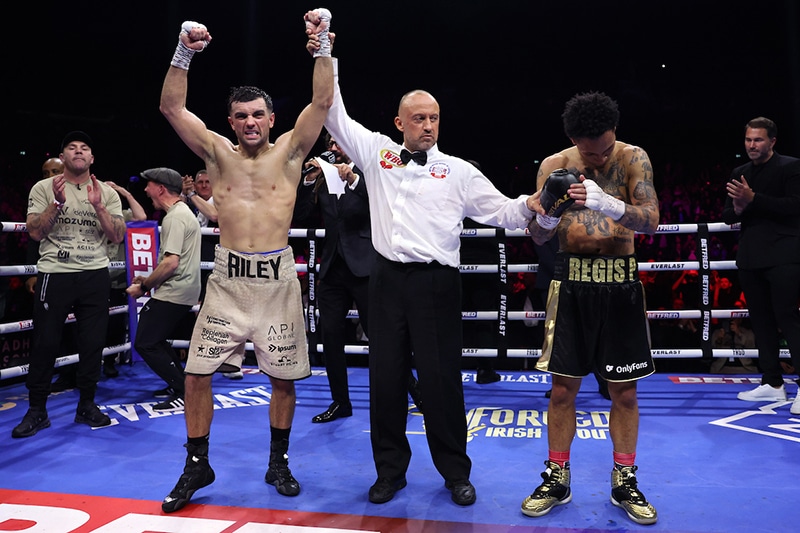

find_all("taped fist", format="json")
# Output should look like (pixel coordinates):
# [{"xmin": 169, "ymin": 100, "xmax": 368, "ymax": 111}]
[
  {"xmin": 172, "ymin": 21, "xmax": 210, "ymax": 70},
  {"xmin": 582, "ymin": 178, "xmax": 625, "ymax": 221},
  {"xmin": 539, "ymin": 169, "xmax": 579, "ymax": 218},
  {"xmin": 304, "ymin": 8, "xmax": 332, "ymax": 33},
  {"xmin": 180, "ymin": 21, "xmax": 211, "ymax": 51},
  {"xmin": 304, "ymin": 8, "xmax": 333, "ymax": 57}
]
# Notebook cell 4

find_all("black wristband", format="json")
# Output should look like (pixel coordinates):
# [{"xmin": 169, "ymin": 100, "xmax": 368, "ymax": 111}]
[{"xmin": 140, "ymin": 281, "xmax": 149, "ymax": 293}]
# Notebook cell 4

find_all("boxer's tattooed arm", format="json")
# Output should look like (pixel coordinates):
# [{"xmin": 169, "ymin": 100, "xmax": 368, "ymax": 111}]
[
  {"xmin": 528, "ymin": 217, "xmax": 557, "ymax": 244},
  {"xmin": 528, "ymin": 164, "xmax": 561, "ymax": 244},
  {"xmin": 617, "ymin": 147, "xmax": 659, "ymax": 235},
  {"xmin": 535, "ymin": 166, "xmax": 547, "ymax": 188}
]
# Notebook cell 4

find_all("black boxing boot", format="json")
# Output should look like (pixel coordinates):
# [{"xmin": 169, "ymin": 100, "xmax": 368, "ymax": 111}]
[
  {"xmin": 265, "ymin": 438, "xmax": 301, "ymax": 496},
  {"xmin": 162, "ymin": 442, "xmax": 216, "ymax": 513}
]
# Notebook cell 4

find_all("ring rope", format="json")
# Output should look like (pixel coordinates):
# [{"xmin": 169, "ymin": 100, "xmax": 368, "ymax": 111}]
[{"xmin": 0, "ymin": 219, "xmax": 767, "ymax": 380}]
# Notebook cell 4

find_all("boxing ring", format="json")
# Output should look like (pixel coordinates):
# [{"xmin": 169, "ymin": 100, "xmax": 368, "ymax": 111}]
[{"xmin": 0, "ymin": 220, "xmax": 780, "ymax": 381}]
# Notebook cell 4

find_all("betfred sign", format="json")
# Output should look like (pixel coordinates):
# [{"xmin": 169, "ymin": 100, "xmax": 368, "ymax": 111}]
[{"xmin": 124, "ymin": 221, "xmax": 159, "ymax": 362}]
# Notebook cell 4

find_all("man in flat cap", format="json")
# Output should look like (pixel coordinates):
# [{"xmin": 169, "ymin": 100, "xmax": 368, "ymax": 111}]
[
  {"xmin": 13, "ymin": 130, "xmax": 126, "ymax": 438},
  {"xmin": 126, "ymin": 168, "xmax": 202, "ymax": 411}
]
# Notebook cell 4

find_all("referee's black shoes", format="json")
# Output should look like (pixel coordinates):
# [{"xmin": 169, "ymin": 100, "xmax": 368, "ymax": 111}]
[
  {"xmin": 445, "ymin": 480, "xmax": 477, "ymax": 506},
  {"xmin": 369, "ymin": 476, "xmax": 407, "ymax": 503},
  {"xmin": 311, "ymin": 401, "xmax": 352, "ymax": 423}
]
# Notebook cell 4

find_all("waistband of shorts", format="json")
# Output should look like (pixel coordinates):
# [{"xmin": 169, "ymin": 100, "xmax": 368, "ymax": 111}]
[
  {"xmin": 38, "ymin": 267, "xmax": 109, "ymax": 276},
  {"xmin": 213, "ymin": 245, "xmax": 295, "ymax": 282},
  {"xmin": 553, "ymin": 253, "xmax": 638, "ymax": 284},
  {"xmin": 377, "ymin": 254, "xmax": 455, "ymax": 271}
]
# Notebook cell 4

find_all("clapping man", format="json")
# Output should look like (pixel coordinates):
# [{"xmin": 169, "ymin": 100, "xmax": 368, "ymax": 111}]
[
  {"xmin": 13, "ymin": 131, "xmax": 125, "ymax": 438},
  {"xmin": 723, "ymin": 117, "xmax": 800, "ymax": 411}
]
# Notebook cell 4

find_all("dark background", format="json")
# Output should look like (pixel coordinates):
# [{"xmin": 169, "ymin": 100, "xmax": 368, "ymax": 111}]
[{"xmin": 2, "ymin": 0, "xmax": 799, "ymax": 198}]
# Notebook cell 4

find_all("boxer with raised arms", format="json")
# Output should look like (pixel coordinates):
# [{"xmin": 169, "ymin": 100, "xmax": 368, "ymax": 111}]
[{"xmin": 157, "ymin": 9, "xmax": 333, "ymax": 513}]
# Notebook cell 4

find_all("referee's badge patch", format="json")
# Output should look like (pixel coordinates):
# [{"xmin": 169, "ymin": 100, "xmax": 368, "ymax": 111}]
[{"xmin": 429, "ymin": 163, "xmax": 449, "ymax": 179}]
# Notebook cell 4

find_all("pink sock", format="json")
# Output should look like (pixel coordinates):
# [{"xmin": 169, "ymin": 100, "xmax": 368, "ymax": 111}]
[
  {"xmin": 613, "ymin": 451, "xmax": 636, "ymax": 468},
  {"xmin": 549, "ymin": 450, "xmax": 570, "ymax": 467}
]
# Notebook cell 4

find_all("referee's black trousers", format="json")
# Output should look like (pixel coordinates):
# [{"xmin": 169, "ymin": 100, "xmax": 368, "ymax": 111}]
[{"xmin": 368, "ymin": 256, "xmax": 472, "ymax": 484}]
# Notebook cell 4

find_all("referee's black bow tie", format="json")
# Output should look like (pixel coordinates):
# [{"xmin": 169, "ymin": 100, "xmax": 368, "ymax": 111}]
[{"xmin": 400, "ymin": 149, "xmax": 427, "ymax": 166}]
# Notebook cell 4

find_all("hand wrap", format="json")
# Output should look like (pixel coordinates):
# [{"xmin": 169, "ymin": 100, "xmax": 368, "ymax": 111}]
[
  {"xmin": 582, "ymin": 178, "xmax": 625, "ymax": 220},
  {"xmin": 171, "ymin": 21, "xmax": 208, "ymax": 70},
  {"xmin": 307, "ymin": 8, "xmax": 332, "ymax": 57},
  {"xmin": 535, "ymin": 213, "xmax": 561, "ymax": 230},
  {"xmin": 181, "ymin": 20, "xmax": 208, "ymax": 37}
]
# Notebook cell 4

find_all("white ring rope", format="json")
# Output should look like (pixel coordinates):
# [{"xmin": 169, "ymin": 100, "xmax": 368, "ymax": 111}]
[{"xmin": 1, "ymin": 219, "xmax": 772, "ymax": 380}]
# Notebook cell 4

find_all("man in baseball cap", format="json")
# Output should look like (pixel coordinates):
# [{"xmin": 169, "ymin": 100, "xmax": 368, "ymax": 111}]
[
  {"xmin": 13, "ymin": 128, "xmax": 125, "ymax": 438},
  {"xmin": 60, "ymin": 130, "xmax": 93, "ymax": 151}
]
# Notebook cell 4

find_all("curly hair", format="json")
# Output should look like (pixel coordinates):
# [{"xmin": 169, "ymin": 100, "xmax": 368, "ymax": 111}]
[
  {"xmin": 562, "ymin": 91, "xmax": 620, "ymax": 140},
  {"xmin": 227, "ymin": 86, "xmax": 273, "ymax": 115}
]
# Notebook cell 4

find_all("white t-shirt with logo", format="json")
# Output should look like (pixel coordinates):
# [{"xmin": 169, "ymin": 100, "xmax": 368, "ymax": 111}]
[{"xmin": 27, "ymin": 177, "xmax": 123, "ymax": 273}]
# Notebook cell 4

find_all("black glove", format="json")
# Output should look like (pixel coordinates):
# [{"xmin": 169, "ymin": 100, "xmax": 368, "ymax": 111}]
[{"xmin": 539, "ymin": 169, "xmax": 579, "ymax": 217}]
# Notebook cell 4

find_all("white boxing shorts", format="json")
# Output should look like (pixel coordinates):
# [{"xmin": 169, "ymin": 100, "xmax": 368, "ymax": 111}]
[{"xmin": 185, "ymin": 246, "xmax": 310, "ymax": 380}]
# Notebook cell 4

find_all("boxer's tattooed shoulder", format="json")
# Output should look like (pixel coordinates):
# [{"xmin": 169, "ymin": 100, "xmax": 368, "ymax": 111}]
[{"xmin": 633, "ymin": 180, "xmax": 657, "ymax": 204}]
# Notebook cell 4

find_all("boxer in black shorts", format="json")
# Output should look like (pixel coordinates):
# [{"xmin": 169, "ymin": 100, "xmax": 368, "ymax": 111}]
[
  {"xmin": 538, "ymin": 253, "xmax": 654, "ymax": 381},
  {"xmin": 522, "ymin": 92, "xmax": 660, "ymax": 525}
]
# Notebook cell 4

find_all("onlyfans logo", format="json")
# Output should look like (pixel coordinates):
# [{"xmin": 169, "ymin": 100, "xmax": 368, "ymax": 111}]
[{"xmin": 607, "ymin": 362, "xmax": 648, "ymax": 374}]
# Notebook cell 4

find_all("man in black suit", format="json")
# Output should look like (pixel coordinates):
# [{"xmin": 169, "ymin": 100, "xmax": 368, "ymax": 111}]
[
  {"xmin": 295, "ymin": 132, "xmax": 421, "ymax": 423},
  {"xmin": 723, "ymin": 116, "xmax": 800, "ymax": 412}
]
